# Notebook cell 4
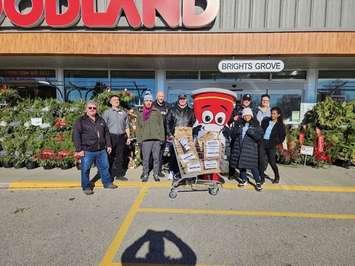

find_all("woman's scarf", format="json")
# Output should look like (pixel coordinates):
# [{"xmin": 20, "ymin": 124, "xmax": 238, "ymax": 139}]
[{"xmin": 143, "ymin": 106, "xmax": 153, "ymax": 121}]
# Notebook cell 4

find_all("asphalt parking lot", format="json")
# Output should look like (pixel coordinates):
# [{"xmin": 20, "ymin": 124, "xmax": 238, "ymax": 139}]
[{"xmin": 1, "ymin": 176, "xmax": 355, "ymax": 266}]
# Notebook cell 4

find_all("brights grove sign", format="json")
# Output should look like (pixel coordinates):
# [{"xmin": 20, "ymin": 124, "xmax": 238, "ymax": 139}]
[{"xmin": 0, "ymin": 0, "xmax": 220, "ymax": 29}]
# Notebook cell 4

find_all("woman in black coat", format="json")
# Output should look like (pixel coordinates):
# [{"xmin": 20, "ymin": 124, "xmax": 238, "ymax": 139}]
[
  {"xmin": 260, "ymin": 107, "xmax": 286, "ymax": 184},
  {"xmin": 230, "ymin": 108, "xmax": 264, "ymax": 191}
]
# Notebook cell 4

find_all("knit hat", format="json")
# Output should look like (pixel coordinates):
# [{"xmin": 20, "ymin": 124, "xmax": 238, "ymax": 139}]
[
  {"xmin": 143, "ymin": 92, "xmax": 153, "ymax": 102},
  {"xmin": 242, "ymin": 107, "xmax": 254, "ymax": 117}
]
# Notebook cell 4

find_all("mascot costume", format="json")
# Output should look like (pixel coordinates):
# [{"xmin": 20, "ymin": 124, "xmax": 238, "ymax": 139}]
[{"xmin": 192, "ymin": 88, "xmax": 237, "ymax": 181}]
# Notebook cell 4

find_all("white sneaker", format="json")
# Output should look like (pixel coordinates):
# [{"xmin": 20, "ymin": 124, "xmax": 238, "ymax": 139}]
[{"xmin": 167, "ymin": 171, "xmax": 174, "ymax": 180}]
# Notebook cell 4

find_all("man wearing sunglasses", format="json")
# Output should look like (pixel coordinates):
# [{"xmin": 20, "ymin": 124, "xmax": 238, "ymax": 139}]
[{"xmin": 73, "ymin": 100, "xmax": 118, "ymax": 195}]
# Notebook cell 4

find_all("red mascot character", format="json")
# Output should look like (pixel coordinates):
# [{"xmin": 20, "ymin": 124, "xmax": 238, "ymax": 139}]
[{"xmin": 192, "ymin": 88, "xmax": 237, "ymax": 181}]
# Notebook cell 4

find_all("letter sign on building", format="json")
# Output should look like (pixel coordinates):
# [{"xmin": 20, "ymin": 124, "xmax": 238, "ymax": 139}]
[
  {"xmin": 218, "ymin": 60, "xmax": 285, "ymax": 73},
  {"xmin": 45, "ymin": 0, "xmax": 81, "ymax": 28},
  {"xmin": 0, "ymin": 0, "xmax": 220, "ymax": 30}
]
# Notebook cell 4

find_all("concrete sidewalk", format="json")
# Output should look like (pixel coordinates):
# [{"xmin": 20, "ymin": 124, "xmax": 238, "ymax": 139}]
[{"xmin": 0, "ymin": 164, "xmax": 354, "ymax": 189}]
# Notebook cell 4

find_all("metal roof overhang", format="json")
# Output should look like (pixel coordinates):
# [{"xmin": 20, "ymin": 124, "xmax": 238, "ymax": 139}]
[{"xmin": 0, "ymin": 55, "xmax": 355, "ymax": 70}]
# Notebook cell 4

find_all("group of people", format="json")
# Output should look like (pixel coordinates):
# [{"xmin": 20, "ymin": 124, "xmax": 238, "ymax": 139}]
[
  {"xmin": 229, "ymin": 94, "xmax": 286, "ymax": 191},
  {"xmin": 72, "ymin": 91, "xmax": 285, "ymax": 195}
]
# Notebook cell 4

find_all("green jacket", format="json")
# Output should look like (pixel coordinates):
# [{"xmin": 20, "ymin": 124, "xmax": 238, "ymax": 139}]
[{"xmin": 136, "ymin": 108, "xmax": 165, "ymax": 143}]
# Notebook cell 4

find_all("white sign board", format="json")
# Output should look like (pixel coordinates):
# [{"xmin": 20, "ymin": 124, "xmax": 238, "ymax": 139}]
[
  {"xmin": 300, "ymin": 145, "xmax": 314, "ymax": 156},
  {"xmin": 218, "ymin": 60, "xmax": 285, "ymax": 73},
  {"xmin": 31, "ymin": 118, "xmax": 43, "ymax": 126}
]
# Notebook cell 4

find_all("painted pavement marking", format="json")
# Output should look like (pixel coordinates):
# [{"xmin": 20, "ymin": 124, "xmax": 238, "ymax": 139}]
[
  {"xmin": 7, "ymin": 180, "xmax": 355, "ymax": 193},
  {"xmin": 99, "ymin": 186, "xmax": 149, "ymax": 266},
  {"xmin": 138, "ymin": 207, "xmax": 355, "ymax": 220}
]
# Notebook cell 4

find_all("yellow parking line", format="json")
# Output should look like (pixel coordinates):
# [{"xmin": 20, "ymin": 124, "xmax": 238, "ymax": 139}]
[
  {"xmin": 110, "ymin": 263, "xmax": 214, "ymax": 266},
  {"xmin": 8, "ymin": 180, "xmax": 355, "ymax": 193},
  {"xmin": 223, "ymin": 183, "xmax": 355, "ymax": 192},
  {"xmin": 138, "ymin": 208, "xmax": 355, "ymax": 220},
  {"xmin": 9, "ymin": 181, "xmax": 80, "ymax": 189},
  {"xmin": 99, "ymin": 186, "xmax": 148, "ymax": 266}
]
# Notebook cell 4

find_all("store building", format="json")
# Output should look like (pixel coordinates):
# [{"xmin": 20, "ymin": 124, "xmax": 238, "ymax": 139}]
[{"xmin": 0, "ymin": 0, "xmax": 354, "ymax": 123}]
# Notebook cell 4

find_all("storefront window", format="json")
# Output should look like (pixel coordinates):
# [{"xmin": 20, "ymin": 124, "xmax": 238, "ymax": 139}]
[
  {"xmin": 200, "ymin": 71, "xmax": 269, "ymax": 80},
  {"xmin": 0, "ymin": 69, "xmax": 57, "ymax": 99},
  {"xmin": 270, "ymin": 94, "xmax": 302, "ymax": 122},
  {"xmin": 64, "ymin": 70, "xmax": 109, "ymax": 101},
  {"xmin": 110, "ymin": 71, "xmax": 155, "ymax": 106},
  {"xmin": 318, "ymin": 71, "xmax": 355, "ymax": 101},
  {"xmin": 231, "ymin": 92, "xmax": 302, "ymax": 122},
  {"xmin": 272, "ymin": 70, "xmax": 307, "ymax": 80},
  {"xmin": 166, "ymin": 71, "xmax": 199, "ymax": 80}
]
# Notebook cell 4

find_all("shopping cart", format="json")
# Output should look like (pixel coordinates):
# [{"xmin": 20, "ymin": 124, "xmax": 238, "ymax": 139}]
[{"xmin": 168, "ymin": 128, "xmax": 224, "ymax": 199}]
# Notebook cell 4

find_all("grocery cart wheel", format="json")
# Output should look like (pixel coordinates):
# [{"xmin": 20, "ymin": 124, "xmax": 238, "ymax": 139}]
[
  {"xmin": 169, "ymin": 189, "xmax": 178, "ymax": 199},
  {"xmin": 208, "ymin": 185, "xmax": 219, "ymax": 196}
]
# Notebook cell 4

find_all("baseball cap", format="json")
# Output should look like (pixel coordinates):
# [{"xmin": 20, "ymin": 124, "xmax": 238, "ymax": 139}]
[
  {"xmin": 178, "ymin": 94, "xmax": 187, "ymax": 99},
  {"xmin": 242, "ymin": 94, "xmax": 252, "ymax": 101}
]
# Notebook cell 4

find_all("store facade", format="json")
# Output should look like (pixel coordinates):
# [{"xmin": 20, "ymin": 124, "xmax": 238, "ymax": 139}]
[{"xmin": 0, "ymin": 0, "xmax": 355, "ymax": 123}]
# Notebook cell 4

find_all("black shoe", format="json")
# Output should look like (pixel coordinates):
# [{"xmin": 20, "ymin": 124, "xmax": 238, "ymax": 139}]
[
  {"xmin": 255, "ymin": 183, "xmax": 263, "ymax": 191},
  {"xmin": 83, "ymin": 189, "xmax": 94, "ymax": 195},
  {"xmin": 272, "ymin": 178, "xmax": 280, "ymax": 184},
  {"xmin": 153, "ymin": 175, "xmax": 160, "ymax": 182},
  {"xmin": 141, "ymin": 175, "xmax": 148, "ymax": 182},
  {"xmin": 104, "ymin": 184, "xmax": 118, "ymax": 189}
]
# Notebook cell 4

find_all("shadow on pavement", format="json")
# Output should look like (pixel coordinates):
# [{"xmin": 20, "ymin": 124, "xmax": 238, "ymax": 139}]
[{"xmin": 121, "ymin": 229, "xmax": 197, "ymax": 265}]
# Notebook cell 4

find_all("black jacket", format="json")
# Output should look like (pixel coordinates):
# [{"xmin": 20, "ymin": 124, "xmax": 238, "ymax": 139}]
[
  {"xmin": 230, "ymin": 119, "xmax": 263, "ymax": 169},
  {"xmin": 261, "ymin": 117, "xmax": 286, "ymax": 148},
  {"xmin": 153, "ymin": 100, "xmax": 170, "ymax": 117},
  {"xmin": 166, "ymin": 104, "xmax": 195, "ymax": 136},
  {"xmin": 153, "ymin": 100, "xmax": 170, "ymax": 135},
  {"xmin": 72, "ymin": 114, "xmax": 111, "ymax": 152}
]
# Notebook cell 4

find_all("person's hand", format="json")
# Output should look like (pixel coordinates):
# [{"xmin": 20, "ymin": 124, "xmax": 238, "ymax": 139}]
[
  {"xmin": 126, "ymin": 138, "xmax": 131, "ymax": 145},
  {"xmin": 233, "ymin": 115, "xmax": 239, "ymax": 121},
  {"xmin": 75, "ymin": 151, "xmax": 85, "ymax": 158},
  {"xmin": 107, "ymin": 147, "xmax": 112, "ymax": 154}
]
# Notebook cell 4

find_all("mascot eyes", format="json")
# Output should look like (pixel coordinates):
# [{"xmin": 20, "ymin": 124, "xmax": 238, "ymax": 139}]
[
  {"xmin": 215, "ymin": 112, "xmax": 226, "ymax": 125},
  {"xmin": 202, "ymin": 110, "xmax": 214, "ymax": 124}
]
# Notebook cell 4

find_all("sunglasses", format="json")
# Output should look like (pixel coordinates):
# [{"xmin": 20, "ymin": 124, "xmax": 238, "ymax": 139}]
[{"xmin": 88, "ymin": 106, "xmax": 97, "ymax": 110}]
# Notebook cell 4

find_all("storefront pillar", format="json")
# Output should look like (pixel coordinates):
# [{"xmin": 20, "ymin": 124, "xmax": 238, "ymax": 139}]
[
  {"xmin": 305, "ymin": 69, "xmax": 318, "ymax": 103},
  {"xmin": 55, "ymin": 68, "xmax": 65, "ymax": 101},
  {"xmin": 155, "ymin": 70, "xmax": 166, "ymax": 97}
]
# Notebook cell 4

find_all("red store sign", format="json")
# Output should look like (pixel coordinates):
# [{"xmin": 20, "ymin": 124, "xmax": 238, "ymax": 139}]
[{"xmin": 0, "ymin": 0, "xmax": 220, "ymax": 29}]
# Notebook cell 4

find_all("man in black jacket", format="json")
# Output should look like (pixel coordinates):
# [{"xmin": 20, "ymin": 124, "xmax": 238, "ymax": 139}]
[
  {"xmin": 166, "ymin": 94, "xmax": 195, "ymax": 137},
  {"xmin": 165, "ymin": 94, "xmax": 195, "ymax": 178},
  {"xmin": 229, "ymin": 94, "xmax": 256, "ymax": 126},
  {"xmin": 73, "ymin": 100, "xmax": 117, "ymax": 195}
]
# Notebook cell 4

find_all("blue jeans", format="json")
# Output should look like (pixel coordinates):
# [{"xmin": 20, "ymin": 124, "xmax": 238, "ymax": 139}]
[
  {"xmin": 239, "ymin": 168, "xmax": 261, "ymax": 184},
  {"xmin": 81, "ymin": 150, "xmax": 112, "ymax": 189}
]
